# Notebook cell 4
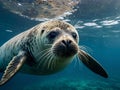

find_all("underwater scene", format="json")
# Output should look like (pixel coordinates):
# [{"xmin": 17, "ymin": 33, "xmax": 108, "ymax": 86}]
[{"xmin": 0, "ymin": 0, "xmax": 120, "ymax": 90}]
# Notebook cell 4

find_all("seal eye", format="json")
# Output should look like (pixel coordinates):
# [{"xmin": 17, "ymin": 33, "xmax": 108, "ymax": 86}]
[
  {"xmin": 48, "ymin": 31, "xmax": 59, "ymax": 39},
  {"xmin": 72, "ymin": 32, "xmax": 77, "ymax": 39}
]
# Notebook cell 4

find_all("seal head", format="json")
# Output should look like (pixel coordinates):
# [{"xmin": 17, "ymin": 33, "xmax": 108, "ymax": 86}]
[{"xmin": 32, "ymin": 20, "xmax": 79, "ymax": 74}]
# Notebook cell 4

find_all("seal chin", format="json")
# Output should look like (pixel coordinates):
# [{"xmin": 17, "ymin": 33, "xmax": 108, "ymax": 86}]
[{"xmin": 52, "ymin": 39, "xmax": 78, "ymax": 58}]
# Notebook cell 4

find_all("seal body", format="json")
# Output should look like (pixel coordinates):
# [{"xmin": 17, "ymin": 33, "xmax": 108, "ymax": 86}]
[
  {"xmin": 0, "ymin": 20, "xmax": 108, "ymax": 85},
  {"xmin": 0, "ymin": 20, "xmax": 79, "ymax": 75},
  {"xmin": 0, "ymin": 27, "xmax": 38, "ymax": 72}
]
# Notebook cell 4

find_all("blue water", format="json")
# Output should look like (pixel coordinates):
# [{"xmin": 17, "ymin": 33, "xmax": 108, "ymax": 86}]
[{"xmin": 0, "ymin": 2, "xmax": 120, "ymax": 90}]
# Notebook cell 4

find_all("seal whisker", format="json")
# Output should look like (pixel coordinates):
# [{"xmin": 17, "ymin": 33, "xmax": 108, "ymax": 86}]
[
  {"xmin": 75, "ymin": 55, "xmax": 82, "ymax": 72},
  {"xmin": 47, "ymin": 53, "xmax": 54, "ymax": 70},
  {"xmin": 47, "ymin": 50, "xmax": 53, "ymax": 69},
  {"xmin": 73, "ymin": 55, "xmax": 78, "ymax": 68},
  {"xmin": 52, "ymin": 57, "xmax": 57, "ymax": 70},
  {"xmin": 42, "ymin": 50, "xmax": 53, "ymax": 69},
  {"xmin": 38, "ymin": 49, "xmax": 52, "ymax": 69},
  {"xmin": 46, "ymin": 43, "xmax": 52, "ymax": 45},
  {"xmin": 36, "ymin": 48, "xmax": 50, "ymax": 57},
  {"xmin": 50, "ymin": 54, "xmax": 56, "ymax": 70},
  {"xmin": 38, "ymin": 48, "xmax": 50, "ymax": 55},
  {"xmin": 42, "ymin": 50, "xmax": 54, "ymax": 70},
  {"xmin": 37, "ymin": 49, "xmax": 51, "ymax": 68},
  {"xmin": 79, "ymin": 46, "xmax": 92, "ymax": 53},
  {"xmin": 38, "ymin": 53, "xmax": 48, "ymax": 68},
  {"xmin": 45, "ymin": 44, "xmax": 52, "ymax": 47},
  {"xmin": 50, "ymin": 49, "xmax": 58, "ymax": 70}
]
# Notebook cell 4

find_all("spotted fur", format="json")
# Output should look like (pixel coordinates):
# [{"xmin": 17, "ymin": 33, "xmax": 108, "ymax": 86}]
[{"xmin": 0, "ymin": 20, "xmax": 79, "ymax": 75}]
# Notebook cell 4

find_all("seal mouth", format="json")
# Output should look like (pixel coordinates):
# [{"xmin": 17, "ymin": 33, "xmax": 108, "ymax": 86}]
[{"xmin": 52, "ymin": 39, "xmax": 78, "ymax": 58}]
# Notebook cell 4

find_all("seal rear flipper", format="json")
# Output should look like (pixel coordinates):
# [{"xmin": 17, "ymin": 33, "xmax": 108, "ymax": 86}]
[
  {"xmin": 78, "ymin": 49, "xmax": 108, "ymax": 78},
  {"xmin": 0, "ymin": 51, "xmax": 27, "ymax": 85}
]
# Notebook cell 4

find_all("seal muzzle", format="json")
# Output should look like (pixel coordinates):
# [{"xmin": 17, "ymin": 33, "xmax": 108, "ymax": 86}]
[{"xmin": 53, "ymin": 39, "xmax": 78, "ymax": 58}]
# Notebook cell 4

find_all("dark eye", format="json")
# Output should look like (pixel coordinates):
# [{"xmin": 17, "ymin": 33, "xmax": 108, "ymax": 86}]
[
  {"xmin": 47, "ymin": 31, "xmax": 59, "ymax": 39},
  {"xmin": 72, "ymin": 32, "xmax": 77, "ymax": 39}
]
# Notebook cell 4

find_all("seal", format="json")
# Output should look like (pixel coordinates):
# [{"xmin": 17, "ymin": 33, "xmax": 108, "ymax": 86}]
[{"xmin": 0, "ymin": 20, "xmax": 108, "ymax": 85}]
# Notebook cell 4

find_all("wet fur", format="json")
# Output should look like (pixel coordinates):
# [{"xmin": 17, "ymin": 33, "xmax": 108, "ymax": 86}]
[{"xmin": 0, "ymin": 20, "xmax": 79, "ymax": 75}]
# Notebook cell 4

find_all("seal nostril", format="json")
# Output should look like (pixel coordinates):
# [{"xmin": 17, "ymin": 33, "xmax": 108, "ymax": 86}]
[
  {"xmin": 62, "ymin": 40, "xmax": 66, "ymax": 45},
  {"xmin": 62, "ymin": 40, "xmax": 72, "ymax": 46},
  {"xmin": 67, "ymin": 40, "xmax": 72, "ymax": 44}
]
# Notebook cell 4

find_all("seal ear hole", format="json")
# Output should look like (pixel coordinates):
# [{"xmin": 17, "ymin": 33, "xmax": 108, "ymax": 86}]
[{"xmin": 41, "ymin": 29, "xmax": 45, "ymax": 35}]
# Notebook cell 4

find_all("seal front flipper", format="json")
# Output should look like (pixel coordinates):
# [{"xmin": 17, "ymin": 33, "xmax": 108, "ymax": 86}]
[
  {"xmin": 0, "ymin": 51, "xmax": 27, "ymax": 85},
  {"xmin": 78, "ymin": 49, "xmax": 108, "ymax": 78}
]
